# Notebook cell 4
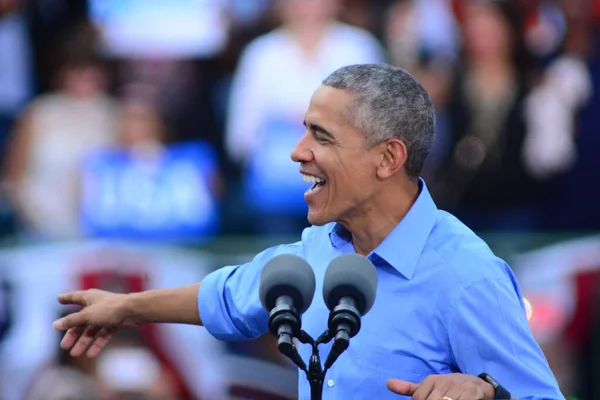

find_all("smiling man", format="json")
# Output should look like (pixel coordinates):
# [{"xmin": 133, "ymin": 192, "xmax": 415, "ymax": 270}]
[{"xmin": 53, "ymin": 64, "xmax": 564, "ymax": 400}]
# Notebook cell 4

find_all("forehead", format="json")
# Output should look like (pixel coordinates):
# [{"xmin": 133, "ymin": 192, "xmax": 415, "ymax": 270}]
[{"xmin": 305, "ymin": 85, "xmax": 355, "ymax": 127}]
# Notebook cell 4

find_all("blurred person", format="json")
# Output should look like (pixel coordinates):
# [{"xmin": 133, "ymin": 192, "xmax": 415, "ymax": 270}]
[
  {"xmin": 521, "ymin": 0, "xmax": 597, "ymax": 229},
  {"xmin": 225, "ymin": 0, "xmax": 385, "ymax": 234},
  {"xmin": 383, "ymin": 0, "xmax": 457, "ymax": 178},
  {"xmin": 429, "ymin": 0, "xmax": 543, "ymax": 230},
  {"xmin": 522, "ymin": 56, "xmax": 591, "ymax": 179},
  {"xmin": 79, "ymin": 100, "xmax": 222, "ymax": 242},
  {"xmin": 54, "ymin": 64, "xmax": 563, "ymax": 399},
  {"xmin": 520, "ymin": 0, "xmax": 592, "ymax": 183},
  {"xmin": 3, "ymin": 33, "xmax": 120, "ymax": 240}
]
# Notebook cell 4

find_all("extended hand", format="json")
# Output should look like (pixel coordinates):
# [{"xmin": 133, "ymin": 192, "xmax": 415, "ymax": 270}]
[
  {"xmin": 387, "ymin": 373, "xmax": 495, "ymax": 400},
  {"xmin": 53, "ymin": 289, "xmax": 138, "ymax": 358}
]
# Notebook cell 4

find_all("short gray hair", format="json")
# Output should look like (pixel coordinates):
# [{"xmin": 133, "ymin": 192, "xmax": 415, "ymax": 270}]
[{"xmin": 322, "ymin": 64, "xmax": 435, "ymax": 178}]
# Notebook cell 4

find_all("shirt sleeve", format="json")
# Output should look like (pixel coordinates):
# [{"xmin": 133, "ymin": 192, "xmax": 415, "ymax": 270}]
[
  {"xmin": 198, "ymin": 242, "xmax": 302, "ymax": 341},
  {"xmin": 448, "ymin": 276, "xmax": 565, "ymax": 400}
]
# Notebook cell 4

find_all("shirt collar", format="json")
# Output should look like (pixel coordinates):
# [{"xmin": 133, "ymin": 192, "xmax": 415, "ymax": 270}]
[{"xmin": 328, "ymin": 178, "xmax": 438, "ymax": 279}]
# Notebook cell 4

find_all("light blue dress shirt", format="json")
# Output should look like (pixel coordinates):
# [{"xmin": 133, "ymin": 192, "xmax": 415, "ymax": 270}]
[{"xmin": 199, "ymin": 181, "xmax": 564, "ymax": 400}]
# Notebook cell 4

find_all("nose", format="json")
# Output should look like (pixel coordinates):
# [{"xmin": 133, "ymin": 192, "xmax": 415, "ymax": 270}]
[{"xmin": 291, "ymin": 131, "xmax": 313, "ymax": 163}]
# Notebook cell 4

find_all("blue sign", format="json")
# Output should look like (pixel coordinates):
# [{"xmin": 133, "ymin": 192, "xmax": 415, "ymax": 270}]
[{"xmin": 80, "ymin": 141, "xmax": 220, "ymax": 242}]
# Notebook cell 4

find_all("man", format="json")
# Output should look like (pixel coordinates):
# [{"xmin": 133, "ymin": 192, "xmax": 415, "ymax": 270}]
[{"xmin": 53, "ymin": 64, "xmax": 564, "ymax": 399}]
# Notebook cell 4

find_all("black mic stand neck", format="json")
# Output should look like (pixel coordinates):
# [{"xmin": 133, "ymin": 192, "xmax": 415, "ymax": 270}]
[
  {"xmin": 297, "ymin": 330, "xmax": 335, "ymax": 400},
  {"xmin": 268, "ymin": 298, "xmax": 360, "ymax": 399}
]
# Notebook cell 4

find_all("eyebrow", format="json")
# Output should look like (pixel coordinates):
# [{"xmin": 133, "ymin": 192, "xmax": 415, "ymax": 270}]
[{"xmin": 303, "ymin": 120, "xmax": 335, "ymax": 140}]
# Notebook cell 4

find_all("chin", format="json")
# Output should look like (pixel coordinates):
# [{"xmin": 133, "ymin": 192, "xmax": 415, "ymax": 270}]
[{"xmin": 307, "ymin": 209, "xmax": 332, "ymax": 227}]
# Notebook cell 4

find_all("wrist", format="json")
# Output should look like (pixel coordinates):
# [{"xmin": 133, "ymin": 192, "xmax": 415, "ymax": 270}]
[
  {"xmin": 482, "ymin": 381, "xmax": 496, "ymax": 400},
  {"xmin": 122, "ymin": 292, "xmax": 145, "ymax": 324},
  {"xmin": 477, "ymin": 373, "xmax": 512, "ymax": 400}
]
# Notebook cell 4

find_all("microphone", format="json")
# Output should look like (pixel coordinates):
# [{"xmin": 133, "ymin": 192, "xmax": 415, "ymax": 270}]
[
  {"xmin": 259, "ymin": 254, "xmax": 316, "ymax": 370},
  {"xmin": 322, "ymin": 254, "xmax": 378, "ymax": 370}
]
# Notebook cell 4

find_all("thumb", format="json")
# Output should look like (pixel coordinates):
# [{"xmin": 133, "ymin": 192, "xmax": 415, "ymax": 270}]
[
  {"xmin": 53, "ymin": 310, "xmax": 88, "ymax": 331},
  {"xmin": 387, "ymin": 378, "xmax": 418, "ymax": 395}
]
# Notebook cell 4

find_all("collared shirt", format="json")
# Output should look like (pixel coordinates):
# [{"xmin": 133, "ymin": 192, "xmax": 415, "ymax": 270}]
[{"xmin": 199, "ymin": 181, "xmax": 564, "ymax": 400}]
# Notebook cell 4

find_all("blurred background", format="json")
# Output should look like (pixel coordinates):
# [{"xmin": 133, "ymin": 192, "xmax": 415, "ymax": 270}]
[{"xmin": 0, "ymin": 0, "xmax": 598, "ymax": 399}]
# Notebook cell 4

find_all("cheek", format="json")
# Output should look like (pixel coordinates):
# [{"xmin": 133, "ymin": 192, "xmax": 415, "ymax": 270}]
[{"xmin": 331, "ymin": 158, "xmax": 374, "ymax": 197}]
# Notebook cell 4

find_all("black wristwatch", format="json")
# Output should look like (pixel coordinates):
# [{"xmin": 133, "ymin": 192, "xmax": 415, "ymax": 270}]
[{"xmin": 477, "ymin": 373, "xmax": 512, "ymax": 399}]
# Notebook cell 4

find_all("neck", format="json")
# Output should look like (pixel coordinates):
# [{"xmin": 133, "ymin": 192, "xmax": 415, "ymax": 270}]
[
  {"xmin": 287, "ymin": 23, "xmax": 329, "ymax": 54},
  {"xmin": 341, "ymin": 178, "xmax": 420, "ymax": 256}
]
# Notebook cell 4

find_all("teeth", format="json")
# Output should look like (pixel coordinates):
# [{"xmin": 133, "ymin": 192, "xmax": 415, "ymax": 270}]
[{"xmin": 302, "ymin": 174, "xmax": 325, "ymax": 184}]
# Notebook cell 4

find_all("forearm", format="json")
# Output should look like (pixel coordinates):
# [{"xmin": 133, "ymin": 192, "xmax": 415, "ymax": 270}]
[{"xmin": 125, "ymin": 283, "xmax": 203, "ymax": 325}]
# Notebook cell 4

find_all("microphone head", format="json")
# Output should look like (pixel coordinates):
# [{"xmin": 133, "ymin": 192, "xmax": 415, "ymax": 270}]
[
  {"xmin": 259, "ymin": 254, "xmax": 316, "ymax": 314},
  {"xmin": 323, "ymin": 254, "xmax": 378, "ymax": 316}
]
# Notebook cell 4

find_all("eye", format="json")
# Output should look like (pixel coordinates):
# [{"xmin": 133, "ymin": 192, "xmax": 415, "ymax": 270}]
[{"xmin": 314, "ymin": 131, "xmax": 329, "ymax": 143}]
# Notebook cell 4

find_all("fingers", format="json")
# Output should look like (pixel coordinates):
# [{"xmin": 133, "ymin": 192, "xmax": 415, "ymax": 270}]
[
  {"xmin": 58, "ymin": 323, "xmax": 113, "ymax": 358},
  {"xmin": 57, "ymin": 291, "xmax": 88, "ymax": 306},
  {"xmin": 85, "ymin": 328, "xmax": 113, "ymax": 358},
  {"xmin": 423, "ymin": 387, "xmax": 445, "ymax": 400},
  {"xmin": 69, "ymin": 325, "xmax": 103, "ymax": 357},
  {"xmin": 53, "ymin": 310, "xmax": 88, "ymax": 331},
  {"xmin": 450, "ymin": 389, "xmax": 468, "ymax": 400},
  {"xmin": 389, "ymin": 374, "xmax": 486, "ymax": 400},
  {"xmin": 386, "ymin": 379, "xmax": 418, "ymax": 396},
  {"xmin": 412, "ymin": 377, "xmax": 435, "ymax": 400},
  {"xmin": 60, "ymin": 325, "xmax": 85, "ymax": 351}
]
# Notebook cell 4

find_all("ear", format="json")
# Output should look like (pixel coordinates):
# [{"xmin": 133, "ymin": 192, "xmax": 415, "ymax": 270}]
[{"xmin": 376, "ymin": 139, "xmax": 408, "ymax": 179}]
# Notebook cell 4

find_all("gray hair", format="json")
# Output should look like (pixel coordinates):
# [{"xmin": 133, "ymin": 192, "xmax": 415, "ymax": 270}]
[{"xmin": 322, "ymin": 63, "xmax": 435, "ymax": 178}]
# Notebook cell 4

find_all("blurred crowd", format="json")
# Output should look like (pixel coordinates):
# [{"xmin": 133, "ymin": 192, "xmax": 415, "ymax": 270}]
[
  {"xmin": 0, "ymin": 0, "xmax": 599, "ymax": 399},
  {"xmin": 0, "ymin": 0, "xmax": 598, "ymax": 244}
]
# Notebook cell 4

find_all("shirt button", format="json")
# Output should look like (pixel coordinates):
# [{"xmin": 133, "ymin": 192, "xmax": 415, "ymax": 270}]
[{"xmin": 328, "ymin": 379, "xmax": 334, "ymax": 387}]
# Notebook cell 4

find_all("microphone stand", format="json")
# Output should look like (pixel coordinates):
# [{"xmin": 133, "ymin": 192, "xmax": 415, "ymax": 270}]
[
  {"xmin": 267, "ymin": 304, "xmax": 353, "ymax": 399},
  {"xmin": 276, "ymin": 329, "xmax": 343, "ymax": 400}
]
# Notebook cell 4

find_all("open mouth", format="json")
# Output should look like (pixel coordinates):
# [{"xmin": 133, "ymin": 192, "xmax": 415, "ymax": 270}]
[{"xmin": 302, "ymin": 173, "xmax": 327, "ymax": 193}]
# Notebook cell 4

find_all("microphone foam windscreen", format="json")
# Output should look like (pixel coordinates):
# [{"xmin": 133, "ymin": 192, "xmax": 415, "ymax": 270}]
[
  {"xmin": 259, "ymin": 254, "xmax": 316, "ymax": 314},
  {"xmin": 322, "ymin": 254, "xmax": 378, "ymax": 316}
]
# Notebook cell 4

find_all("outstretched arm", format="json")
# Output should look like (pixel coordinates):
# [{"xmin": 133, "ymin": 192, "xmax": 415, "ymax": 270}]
[
  {"xmin": 53, "ymin": 283, "xmax": 202, "ymax": 357},
  {"xmin": 126, "ymin": 283, "xmax": 202, "ymax": 325},
  {"xmin": 54, "ymin": 241, "xmax": 303, "ymax": 358}
]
